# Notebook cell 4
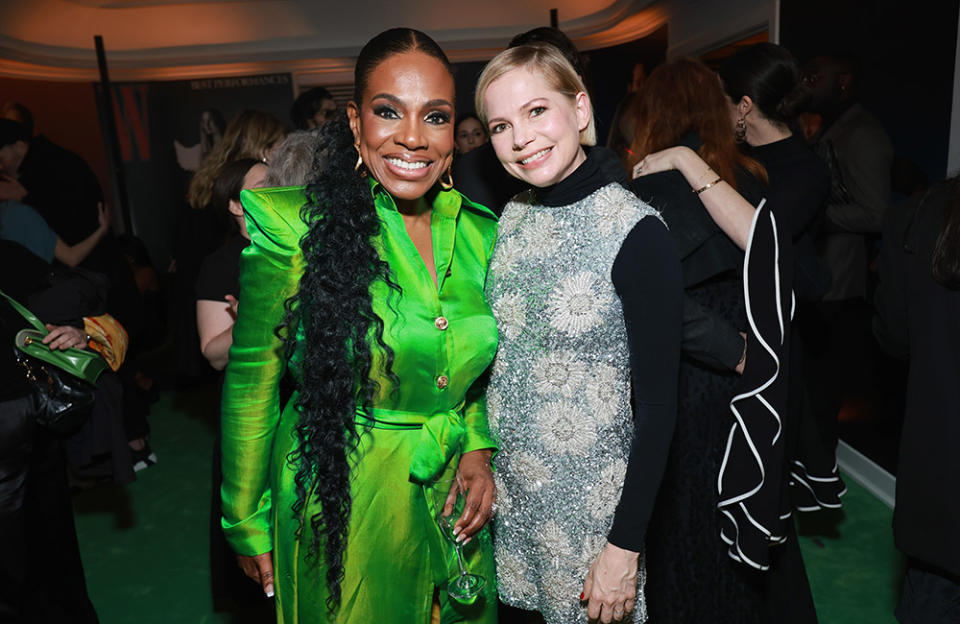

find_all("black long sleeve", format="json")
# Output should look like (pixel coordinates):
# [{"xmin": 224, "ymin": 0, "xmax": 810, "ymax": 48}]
[{"xmin": 606, "ymin": 216, "xmax": 683, "ymax": 551}]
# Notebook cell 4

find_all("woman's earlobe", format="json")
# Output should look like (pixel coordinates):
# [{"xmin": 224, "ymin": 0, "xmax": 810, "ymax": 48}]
[{"xmin": 228, "ymin": 198, "xmax": 244, "ymax": 218}]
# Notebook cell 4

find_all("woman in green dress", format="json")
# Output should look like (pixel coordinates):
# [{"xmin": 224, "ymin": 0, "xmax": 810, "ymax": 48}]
[{"xmin": 220, "ymin": 28, "xmax": 499, "ymax": 624}]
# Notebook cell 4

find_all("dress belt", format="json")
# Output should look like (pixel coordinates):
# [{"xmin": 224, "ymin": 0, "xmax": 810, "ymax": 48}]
[{"xmin": 355, "ymin": 405, "xmax": 466, "ymax": 484}]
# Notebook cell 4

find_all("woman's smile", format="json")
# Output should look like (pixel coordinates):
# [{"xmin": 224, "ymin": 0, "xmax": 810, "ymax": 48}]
[
  {"xmin": 348, "ymin": 50, "xmax": 455, "ymax": 202},
  {"xmin": 517, "ymin": 146, "xmax": 554, "ymax": 167},
  {"xmin": 383, "ymin": 154, "xmax": 433, "ymax": 177}
]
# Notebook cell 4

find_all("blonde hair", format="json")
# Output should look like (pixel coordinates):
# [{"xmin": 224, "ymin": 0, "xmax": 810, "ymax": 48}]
[
  {"xmin": 475, "ymin": 43, "xmax": 596, "ymax": 146},
  {"xmin": 186, "ymin": 110, "xmax": 287, "ymax": 209}
]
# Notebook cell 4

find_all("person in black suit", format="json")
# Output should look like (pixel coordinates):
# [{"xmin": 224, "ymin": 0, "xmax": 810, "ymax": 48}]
[{"xmin": 874, "ymin": 175, "xmax": 960, "ymax": 623}]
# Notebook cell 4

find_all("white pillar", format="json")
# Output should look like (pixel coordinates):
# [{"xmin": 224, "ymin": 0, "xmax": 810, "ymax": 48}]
[{"xmin": 949, "ymin": 8, "xmax": 960, "ymax": 177}]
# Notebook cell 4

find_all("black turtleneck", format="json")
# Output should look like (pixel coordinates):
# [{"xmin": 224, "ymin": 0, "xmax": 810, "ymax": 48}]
[{"xmin": 535, "ymin": 146, "xmax": 683, "ymax": 552}]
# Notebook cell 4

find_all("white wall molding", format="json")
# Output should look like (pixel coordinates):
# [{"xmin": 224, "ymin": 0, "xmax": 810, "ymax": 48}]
[{"xmin": 836, "ymin": 440, "xmax": 896, "ymax": 510}]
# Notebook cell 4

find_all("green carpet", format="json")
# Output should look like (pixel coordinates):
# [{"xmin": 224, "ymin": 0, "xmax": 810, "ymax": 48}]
[
  {"xmin": 798, "ymin": 480, "xmax": 904, "ymax": 623},
  {"xmin": 74, "ymin": 384, "xmax": 232, "ymax": 624},
  {"xmin": 73, "ymin": 385, "xmax": 904, "ymax": 623}
]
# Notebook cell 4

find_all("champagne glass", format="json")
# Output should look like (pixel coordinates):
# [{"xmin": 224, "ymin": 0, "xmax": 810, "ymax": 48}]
[{"xmin": 425, "ymin": 474, "xmax": 486, "ymax": 602}]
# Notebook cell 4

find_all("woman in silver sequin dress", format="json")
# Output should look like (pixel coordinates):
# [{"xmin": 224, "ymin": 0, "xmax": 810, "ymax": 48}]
[{"xmin": 475, "ymin": 44, "xmax": 683, "ymax": 624}]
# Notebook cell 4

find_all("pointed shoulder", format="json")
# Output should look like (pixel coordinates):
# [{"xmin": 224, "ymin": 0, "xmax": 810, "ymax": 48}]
[{"xmin": 239, "ymin": 186, "xmax": 311, "ymax": 252}]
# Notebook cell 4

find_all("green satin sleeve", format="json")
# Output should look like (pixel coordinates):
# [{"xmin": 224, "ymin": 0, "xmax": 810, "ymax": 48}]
[
  {"xmin": 460, "ymin": 214, "xmax": 498, "ymax": 456},
  {"xmin": 221, "ymin": 186, "xmax": 308, "ymax": 556},
  {"xmin": 461, "ymin": 379, "xmax": 497, "ymax": 455}
]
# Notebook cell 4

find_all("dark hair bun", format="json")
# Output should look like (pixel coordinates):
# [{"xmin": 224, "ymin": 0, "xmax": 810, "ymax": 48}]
[{"xmin": 719, "ymin": 42, "xmax": 802, "ymax": 124}]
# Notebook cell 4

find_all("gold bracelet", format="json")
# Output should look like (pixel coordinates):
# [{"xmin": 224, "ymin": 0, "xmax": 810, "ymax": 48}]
[{"xmin": 693, "ymin": 177, "xmax": 722, "ymax": 195}]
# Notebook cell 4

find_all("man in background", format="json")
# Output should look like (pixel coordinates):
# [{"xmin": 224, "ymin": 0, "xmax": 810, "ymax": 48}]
[
  {"xmin": 290, "ymin": 86, "xmax": 337, "ymax": 130},
  {"xmin": 801, "ymin": 53, "xmax": 894, "ymax": 450}
]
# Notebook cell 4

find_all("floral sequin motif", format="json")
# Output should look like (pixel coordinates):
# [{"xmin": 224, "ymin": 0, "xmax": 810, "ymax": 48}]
[
  {"xmin": 584, "ymin": 363, "xmax": 622, "ymax": 426},
  {"xmin": 534, "ymin": 399, "xmax": 597, "ymax": 456},
  {"xmin": 497, "ymin": 202, "xmax": 530, "ymax": 238},
  {"xmin": 489, "ymin": 235, "xmax": 526, "ymax": 275},
  {"xmin": 593, "ymin": 189, "xmax": 641, "ymax": 236},
  {"xmin": 532, "ymin": 350, "xmax": 589, "ymax": 398},
  {"xmin": 578, "ymin": 534, "xmax": 608, "ymax": 569},
  {"xmin": 546, "ymin": 272, "xmax": 611, "ymax": 336},
  {"xmin": 509, "ymin": 452, "xmax": 552, "ymax": 492},
  {"xmin": 520, "ymin": 212, "xmax": 564, "ymax": 258},
  {"xmin": 492, "ymin": 292, "xmax": 528, "ymax": 340},
  {"xmin": 537, "ymin": 520, "xmax": 575, "ymax": 560},
  {"xmin": 540, "ymin": 569, "xmax": 583, "ymax": 618},
  {"xmin": 586, "ymin": 459, "xmax": 627, "ymax": 521},
  {"xmin": 496, "ymin": 548, "xmax": 537, "ymax": 599}
]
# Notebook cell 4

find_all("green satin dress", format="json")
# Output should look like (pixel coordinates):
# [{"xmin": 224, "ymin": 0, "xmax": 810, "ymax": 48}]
[{"xmin": 220, "ymin": 179, "xmax": 500, "ymax": 624}]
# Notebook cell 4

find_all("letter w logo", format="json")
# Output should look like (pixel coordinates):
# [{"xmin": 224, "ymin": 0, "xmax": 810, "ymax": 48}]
[{"xmin": 112, "ymin": 85, "xmax": 150, "ymax": 162}]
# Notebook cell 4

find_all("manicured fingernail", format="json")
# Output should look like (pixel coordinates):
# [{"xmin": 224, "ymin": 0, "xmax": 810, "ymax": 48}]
[
  {"xmin": 265, "ymin": 584, "xmax": 275, "ymax": 598},
  {"xmin": 579, "ymin": 592, "xmax": 585, "ymax": 600},
  {"xmin": 452, "ymin": 526, "xmax": 461, "ymax": 536}
]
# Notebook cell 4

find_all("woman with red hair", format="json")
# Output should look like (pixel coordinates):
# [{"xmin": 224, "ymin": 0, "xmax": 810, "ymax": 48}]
[{"xmin": 628, "ymin": 58, "xmax": 817, "ymax": 623}]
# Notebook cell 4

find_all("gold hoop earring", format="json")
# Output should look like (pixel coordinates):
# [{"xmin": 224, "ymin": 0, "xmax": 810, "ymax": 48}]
[
  {"xmin": 439, "ymin": 166, "xmax": 454, "ymax": 191},
  {"xmin": 353, "ymin": 144, "xmax": 363, "ymax": 173}
]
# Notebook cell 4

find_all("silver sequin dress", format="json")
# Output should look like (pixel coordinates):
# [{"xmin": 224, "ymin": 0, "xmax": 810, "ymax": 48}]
[{"xmin": 486, "ymin": 183, "xmax": 660, "ymax": 624}]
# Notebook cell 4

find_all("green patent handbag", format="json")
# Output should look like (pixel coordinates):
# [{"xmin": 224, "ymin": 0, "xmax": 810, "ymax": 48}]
[{"xmin": 1, "ymin": 288, "xmax": 108, "ymax": 434}]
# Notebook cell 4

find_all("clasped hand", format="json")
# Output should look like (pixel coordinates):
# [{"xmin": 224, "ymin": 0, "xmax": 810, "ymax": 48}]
[{"xmin": 582, "ymin": 542, "xmax": 639, "ymax": 623}]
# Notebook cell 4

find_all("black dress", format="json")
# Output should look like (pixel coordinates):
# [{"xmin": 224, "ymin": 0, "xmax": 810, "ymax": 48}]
[
  {"xmin": 630, "ymin": 166, "xmax": 770, "ymax": 623},
  {"xmin": 629, "ymin": 147, "xmax": 826, "ymax": 623}
]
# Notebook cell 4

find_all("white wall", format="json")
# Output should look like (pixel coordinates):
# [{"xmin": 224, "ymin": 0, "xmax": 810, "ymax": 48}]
[{"xmin": 949, "ymin": 7, "xmax": 960, "ymax": 177}]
